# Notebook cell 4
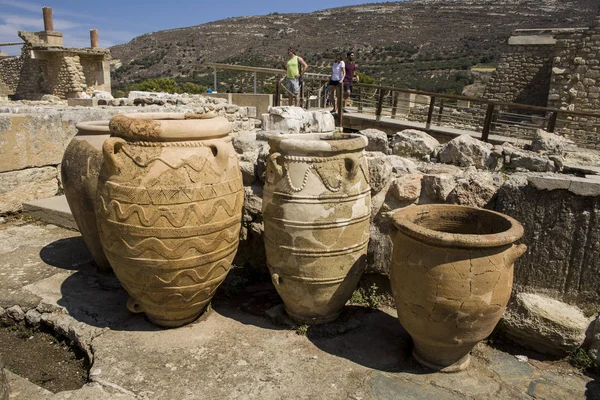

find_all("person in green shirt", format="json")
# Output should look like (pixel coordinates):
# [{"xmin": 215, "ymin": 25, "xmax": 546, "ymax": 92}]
[{"xmin": 281, "ymin": 47, "xmax": 308, "ymax": 107}]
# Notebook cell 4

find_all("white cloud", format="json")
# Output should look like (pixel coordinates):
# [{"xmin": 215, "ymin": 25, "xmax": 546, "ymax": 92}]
[
  {"xmin": 0, "ymin": 14, "xmax": 83, "ymax": 30},
  {"xmin": 0, "ymin": 0, "xmax": 101, "ymax": 21},
  {"xmin": 0, "ymin": 0, "xmax": 41, "ymax": 14},
  {"xmin": 0, "ymin": 14, "xmax": 43, "ymax": 29}
]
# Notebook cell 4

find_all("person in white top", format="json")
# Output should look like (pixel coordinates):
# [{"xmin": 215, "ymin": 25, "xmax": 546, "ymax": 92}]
[{"xmin": 328, "ymin": 54, "xmax": 346, "ymax": 114}]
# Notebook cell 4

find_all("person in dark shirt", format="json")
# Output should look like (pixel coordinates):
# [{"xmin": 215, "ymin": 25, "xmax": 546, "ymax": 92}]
[{"xmin": 343, "ymin": 51, "xmax": 359, "ymax": 109}]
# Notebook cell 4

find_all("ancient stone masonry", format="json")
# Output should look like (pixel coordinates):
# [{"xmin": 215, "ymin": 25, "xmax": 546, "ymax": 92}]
[
  {"xmin": 0, "ymin": 7, "xmax": 111, "ymax": 100},
  {"xmin": 484, "ymin": 41, "xmax": 556, "ymax": 107},
  {"xmin": 486, "ymin": 13, "xmax": 600, "ymax": 112},
  {"xmin": 0, "ymin": 56, "xmax": 22, "ymax": 96}
]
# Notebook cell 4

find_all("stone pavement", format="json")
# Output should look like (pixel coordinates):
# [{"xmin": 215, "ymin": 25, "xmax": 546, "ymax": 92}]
[{"xmin": 0, "ymin": 218, "xmax": 598, "ymax": 400}]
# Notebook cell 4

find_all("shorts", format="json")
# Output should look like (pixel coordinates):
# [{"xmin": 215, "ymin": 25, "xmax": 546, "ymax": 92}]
[
  {"xmin": 344, "ymin": 83, "xmax": 353, "ymax": 92},
  {"xmin": 328, "ymin": 79, "xmax": 341, "ymax": 86},
  {"xmin": 284, "ymin": 78, "xmax": 300, "ymax": 95}
]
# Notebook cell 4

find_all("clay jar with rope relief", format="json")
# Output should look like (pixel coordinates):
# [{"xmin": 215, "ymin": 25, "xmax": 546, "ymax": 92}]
[
  {"xmin": 263, "ymin": 133, "xmax": 371, "ymax": 325},
  {"xmin": 96, "ymin": 113, "xmax": 243, "ymax": 327}
]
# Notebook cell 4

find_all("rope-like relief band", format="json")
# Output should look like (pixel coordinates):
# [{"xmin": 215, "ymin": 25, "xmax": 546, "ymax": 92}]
[
  {"xmin": 282, "ymin": 154, "xmax": 362, "ymax": 163},
  {"xmin": 120, "ymin": 140, "xmax": 208, "ymax": 147}
]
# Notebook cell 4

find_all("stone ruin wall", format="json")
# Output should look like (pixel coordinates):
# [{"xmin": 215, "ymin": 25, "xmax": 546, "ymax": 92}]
[
  {"xmin": 0, "ymin": 57, "xmax": 23, "ymax": 95},
  {"xmin": 13, "ymin": 51, "xmax": 95, "ymax": 100},
  {"xmin": 484, "ymin": 45, "xmax": 554, "ymax": 107},
  {"xmin": 484, "ymin": 21, "xmax": 600, "ymax": 111},
  {"xmin": 549, "ymin": 21, "xmax": 600, "ymax": 112}
]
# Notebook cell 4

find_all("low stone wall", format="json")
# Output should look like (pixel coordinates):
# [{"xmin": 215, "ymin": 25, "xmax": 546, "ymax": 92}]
[
  {"xmin": 0, "ymin": 98, "xmax": 261, "ymax": 214},
  {"xmin": 496, "ymin": 176, "xmax": 600, "ymax": 310}
]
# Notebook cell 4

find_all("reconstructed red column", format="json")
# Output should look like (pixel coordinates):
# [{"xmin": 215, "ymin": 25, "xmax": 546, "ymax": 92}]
[
  {"xmin": 90, "ymin": 29, "xmax": 99, "ymax": 48},
  {"xmin": 42, "ymin": 7, "xmax": 53, "ymax": 32}
]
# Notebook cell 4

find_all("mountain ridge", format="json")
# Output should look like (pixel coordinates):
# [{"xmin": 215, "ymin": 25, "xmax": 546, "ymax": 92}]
[{"xmin": 110, "ymin": 0, "xmax": 599, "ymax": 93}]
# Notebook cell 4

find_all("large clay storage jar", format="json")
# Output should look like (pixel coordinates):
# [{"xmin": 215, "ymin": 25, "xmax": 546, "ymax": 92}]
[
  {"xmin": 390, "ymin": 204, "xmax": 527, "ymax": 372},
  {"xmin": 96, "ymin": 113, "xmax": 243, "ymax": 327},
  {"xmin": 61, "ymin": 120, "xmax": 111, "ymax": 270},
  {"xmin": 263, "ymin": 133, "xmax": 371, "ymax": 325}
]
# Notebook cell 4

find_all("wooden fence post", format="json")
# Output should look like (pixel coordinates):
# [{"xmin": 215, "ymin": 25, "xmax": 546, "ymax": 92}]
[
  {"xmin": 391, "ymin": 91, "xmax": 399, "ymax": 119},
  {"xmin": 547, "ymin": 111, "xmax": 559, "ymax": 133},
  {"xmin": 437, "ymin": 99, "xmax": 445, "ymax": 124},
  {"xmin": 376, "ymin": 89, "xmax": 387, "ymax": 122},
  {"xmin": 275, "ymin": 81, "xmax": 280, "ymax": 107},
  {"xmin": 358, "ymin": 87, "xmax": 363, "ymax": 113},
  {"xmin": 481, "ymin": 103, "xmax": 495, "ymax": 142},
  {"xmin": 425, "ymin": 96, "xmax": 436, "ymax": 130},
  {"xmin": 337, "ymin": 84, "xmax": 344, "ymax": 130}
]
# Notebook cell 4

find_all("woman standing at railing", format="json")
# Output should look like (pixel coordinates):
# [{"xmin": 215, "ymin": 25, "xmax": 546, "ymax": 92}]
[{"xmin": 328, "ymin": 54, "xmax": 346, "ymax": 114}]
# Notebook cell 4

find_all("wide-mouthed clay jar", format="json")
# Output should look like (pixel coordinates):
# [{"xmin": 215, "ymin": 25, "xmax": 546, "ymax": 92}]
[
  {"xmin": 96, "ymin": 113, "xmax": 243, "ymax": 327},
  {"xmin": 390, "ymin": 204, "xmax": 527, "ymax": 372},
  {"xmin": 263, "ymin": 133, "xmax": 371, "ymax": 325},
  {"xmin": 61, "ymin": 120, "xmax": 111, "ymax": 270}
]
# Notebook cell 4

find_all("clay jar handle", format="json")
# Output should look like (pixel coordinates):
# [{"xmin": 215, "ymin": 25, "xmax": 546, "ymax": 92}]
[
  {"xmin": 271, "ymin": 273, "xmax": 281, "ymax": 286},
  {"xmin": 506, "ymin": 243, "xmax": 528, "ymax": 265},
  {"xmin": 344, "ymin": 154, "xmax": 360, "ymax": 177},
  {"xmin": 102, "ymin": 137, "xmax": 128, "ymax": 175},
  {"xmin": 126, "ymin": 297, "xmax": 143, "ymax": 314},
  {"xmin": 208, "ymin": 140, "xmax": 231, "ymax": 176},
  {"xmin": 267, "ymin": 152, "xmax": 284, "ymax": 180}
]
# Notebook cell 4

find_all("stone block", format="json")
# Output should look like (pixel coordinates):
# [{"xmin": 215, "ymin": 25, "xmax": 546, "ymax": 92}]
[
  {"xmin": 438, "ymin": 134, "xmax": 494, "ymax": 169},
  {"xmin": 530, "ymin": 129, "xmax": 573, "ymax": 154},
  {"xmin": 502, "ymin": 293, "xmax": 588, "ymax": 356},
  {"xmin": 67, "ymin": 98, "xmax": 98, "ymax": 107},
  {"xmin": 0, "ymin": 113, "xmax": 66, "ymax": 173},
  {"xmin": 261, "ymin": 107, "xmax": 334, "ymax": 134},
  {"xmin": 358, "ymin": 128, "xmax": 388, "ymax": 153},
  {"xmin": 22, "ymin": 195, "xmax": 77, "ymax": 230},
  {"xmin": 588, "ymin": 316, "xmax": 600, "ymax": 365},
  {"xmin": 0, "ymin": 167, "xmax": 58, "ymax": 213},
  {"xmin": 391, "ymin": 129, "xmax": 439, "ymax": 159},
  {"xmin": 508, "ymin": 35, "xmax": 556, "ymax": 46},
  {"xmin": 389, "ymin": 174, "xmax": 423, "ymax": 203}
]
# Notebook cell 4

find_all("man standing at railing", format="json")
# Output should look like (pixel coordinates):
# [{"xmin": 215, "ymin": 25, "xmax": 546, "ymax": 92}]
[
  {"xmin": 282, "ymin": 47, "xmax": 308, "ymax": 107},
  {"xmin": 344, "ymin": 51, "xmax": 359, "ymax": 110}
]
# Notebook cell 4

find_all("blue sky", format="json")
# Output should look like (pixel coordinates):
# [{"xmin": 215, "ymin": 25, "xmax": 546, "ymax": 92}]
[{"xmin": 0, "ymin": 0, "xmax": 384, "ymax": 55}]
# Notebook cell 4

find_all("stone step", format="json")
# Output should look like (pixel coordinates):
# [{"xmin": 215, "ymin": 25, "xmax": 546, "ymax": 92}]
[
  {"xmin": 4, "ymin": 369, "xmax": 53, "ymax": 399},
  {"xmin": 22, "ymin": 195, "xmax": 77, "ymax": 231}
]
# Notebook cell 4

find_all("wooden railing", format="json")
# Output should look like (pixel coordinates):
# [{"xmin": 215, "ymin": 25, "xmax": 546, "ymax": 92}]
[{"xmin": 206, "ymin": 63, "xmax": 600, "ymax": 149}]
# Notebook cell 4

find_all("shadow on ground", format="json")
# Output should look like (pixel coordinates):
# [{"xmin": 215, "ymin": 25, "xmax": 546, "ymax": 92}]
[
  {"xmin": 586, "ymin": 377, "xmax": 600, "ymax": 399},
  {"xmin": 307, "ymin": 308, "xmax": 429, "ymax": 374},
  {"xmin": 57, "ymin": 266, "xmax": 160, "ymax": 332},
  {"xmin": 40, "ymin": 237, "xmax": 93, "ymax": 270},
  {"xmin": 211, "ymin": 270, "xmax": 291, "ymax": 331},
  {"xmin": 212, "ymin": 268, "xmax": 429, "ymax": 374}
]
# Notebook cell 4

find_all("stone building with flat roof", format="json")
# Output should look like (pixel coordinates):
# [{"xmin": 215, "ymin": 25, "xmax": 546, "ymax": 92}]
[
  {"xmin": 0, "ymin": 7, "xmax": 111, "ymax": 100},
  {"xmin": 484, "ymin": 10, "xmax": 600, "ymax": 113}
]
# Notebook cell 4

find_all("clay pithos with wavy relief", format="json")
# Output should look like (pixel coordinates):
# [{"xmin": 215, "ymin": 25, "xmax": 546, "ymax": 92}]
[
  {"xmin": 61, "ymin": 121, "xmax": 112, "ymax": 270},
  {"xmin": 96, "ymin": 113, "xmax": 243, "ymax": 328},
  {"xmin": 390, "ymin": 204, "xmax": 527, "ymax": 372},
  {"xmin": 263, "ymin": 133, "xmax": 371, "ymax": 325}
]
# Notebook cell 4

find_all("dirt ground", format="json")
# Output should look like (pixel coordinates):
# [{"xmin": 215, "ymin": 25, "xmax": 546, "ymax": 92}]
[{"xmin": 0, "ymin": 325, "xmax": 88, "ymax": 393}]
